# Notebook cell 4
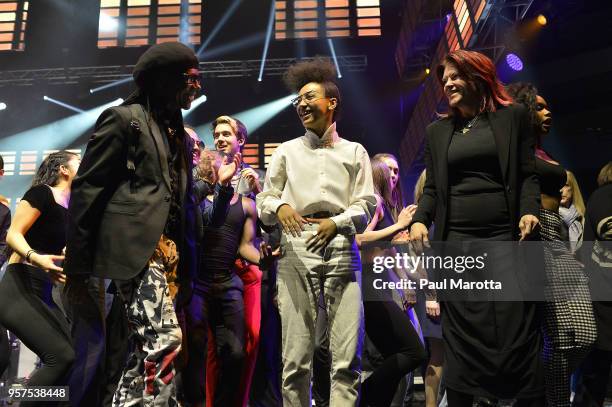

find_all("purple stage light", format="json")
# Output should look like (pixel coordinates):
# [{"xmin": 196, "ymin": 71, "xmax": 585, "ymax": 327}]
[{"xmin": 506, "ymin": 53, "xmax": 524, "ymax": 71}]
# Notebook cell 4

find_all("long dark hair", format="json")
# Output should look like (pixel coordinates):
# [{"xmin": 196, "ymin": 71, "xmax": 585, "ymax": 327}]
[
  {"xmin": 437, "ymin": 49, "xmax": 513, "ymax": 117},
  {"xmin": 31, "ymin": 150, "xmax": 78, "ymax": 187}
]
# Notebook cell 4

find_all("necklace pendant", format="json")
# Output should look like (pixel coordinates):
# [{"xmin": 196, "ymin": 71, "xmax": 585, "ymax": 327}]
[{"xmin": 461, "ymin": 127, "xmax": 469, "ymax": 134}]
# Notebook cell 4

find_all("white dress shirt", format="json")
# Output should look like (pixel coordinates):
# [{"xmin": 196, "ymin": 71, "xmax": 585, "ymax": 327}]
[{"xmin": 256, "ymin": 123, "xmax": 376, "ymax": 236}]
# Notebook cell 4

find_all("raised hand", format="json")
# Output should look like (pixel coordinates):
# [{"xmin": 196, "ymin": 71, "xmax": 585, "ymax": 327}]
[{"xmin": 217, "ymin": 152, "xmax": 242, "ymax": 186}]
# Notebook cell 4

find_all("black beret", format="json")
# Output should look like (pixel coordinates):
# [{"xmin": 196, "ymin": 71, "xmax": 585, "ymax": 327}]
[{"xmin": 133, "ymin": 42, "xmax": 199, "ymax": 88}]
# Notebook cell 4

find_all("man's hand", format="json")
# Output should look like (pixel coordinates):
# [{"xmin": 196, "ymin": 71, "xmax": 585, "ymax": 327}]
[
  {"xmin": 426, "ymin": 300, "xmax": 440, "ymax": 320},
  {"xmin": 241, "ymin": 168, "xmax": 262, "ymax": 193},
  {"xmin": 277, "ymin": 204, "xmax": 307, "ymax": 237},
  {"xmin": 409, "ymin": 222, "xmax": 430, "ymax": 254},
  {"xmin": 305, "ymin": 218, "xmax": 338, "ymax": 253},
  {"xmin": 217, "ymin": 152, "xmax": 242, "ymax": 186},
  {"xmin": 259, "ymin": 242, "xmax": 282, "ymax": 270},
  {"xmin": 518, "ymin": 214, "xmax": 539, "ymax": 241}
]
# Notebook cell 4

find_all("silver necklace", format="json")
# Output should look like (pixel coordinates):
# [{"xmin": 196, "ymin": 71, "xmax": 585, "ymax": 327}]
[{"xmin": 459, "ymin": 114, "xmax": 480, "ymax": 134}]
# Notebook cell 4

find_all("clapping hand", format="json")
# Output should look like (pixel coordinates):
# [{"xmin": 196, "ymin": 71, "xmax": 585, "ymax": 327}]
[{"xmin": 217, "ymin": 152, "xmax": 242, "ymax": 186}]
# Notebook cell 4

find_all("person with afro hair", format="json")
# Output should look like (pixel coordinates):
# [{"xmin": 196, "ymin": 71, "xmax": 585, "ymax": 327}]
[{"xmin": 256, "ymin": 57, "xmax": 376, "ymax": 406}]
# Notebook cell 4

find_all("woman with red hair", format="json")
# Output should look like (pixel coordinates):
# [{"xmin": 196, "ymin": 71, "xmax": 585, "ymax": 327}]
[{"xmin": 410, "ymin": 49, "xmax": 544, "ymax": 405}]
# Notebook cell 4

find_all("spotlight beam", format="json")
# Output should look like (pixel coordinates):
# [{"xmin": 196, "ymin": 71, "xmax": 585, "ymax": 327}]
[
  {"xmin": 258, "ymin": 1, "xmax": 276, "ymax": 82},
  {"xmin": 90, "ymin": 76, "xmax": 132, "ymax": 94},
  {"xmin": 197, "ymin": 0, "xmax": 243, "ymax": 56},
  {"xmin": 327, "ymin": 39, "xmax": 342, "ymax": 79},
  {"xmin": 182, "ymin": 95, "xmax": 208, "ymax": 118},
  {"xmin": 43, "ymin": 96, "xmax": 85, "ymax": 114},
  {"xmin": 194, "ymin": 94, "xmax": 294, "ymax": 147},
  {"xmin": 0, "ymin": 98, "xmax": 123, "ymax": 152},
  {"xmin": 200, "ymin": 32, "xmax": 266, "ymax": 61}
]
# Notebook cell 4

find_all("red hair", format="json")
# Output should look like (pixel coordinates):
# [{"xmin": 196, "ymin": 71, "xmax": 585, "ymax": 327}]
[{"xmin": 437, "ymin": 49, "xmax": 513, "ymax": 116}]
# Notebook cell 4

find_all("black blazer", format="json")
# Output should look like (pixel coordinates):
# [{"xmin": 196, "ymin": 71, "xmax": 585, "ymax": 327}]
[
  {"xmin": 411, "ymin": 104, "xmax": 540, "ymax": 241},
  {"xmin": 64, "ymin": 104, "xmax": 198, "ymax": 282}
]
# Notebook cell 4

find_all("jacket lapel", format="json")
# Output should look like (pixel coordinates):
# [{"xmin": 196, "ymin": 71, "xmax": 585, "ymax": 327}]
[
  {"xmin": 487, "ymin": 110, "xmax": 510, "ymax": 185},
  {"xmin": 147, "ymin": 116, "xmax": 172, "ymax": 190},
  {"xmin": 437, "ymin": 119, "xmax": 454, "ymax": 201}
]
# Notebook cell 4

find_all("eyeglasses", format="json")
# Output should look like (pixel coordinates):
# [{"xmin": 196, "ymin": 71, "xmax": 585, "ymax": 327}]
[
  {"xmin": 291, "ymin": 91, "xmax": 328, "ymax": 108},
  {"xmin": 183, "ymin": 73, "xmax": 202, "ymax": 86}
]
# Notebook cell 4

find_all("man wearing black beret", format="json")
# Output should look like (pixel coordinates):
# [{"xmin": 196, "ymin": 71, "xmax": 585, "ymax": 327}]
[{"xmin": 63, "ymin": 42, "xmax": 235, "ymax": 406}]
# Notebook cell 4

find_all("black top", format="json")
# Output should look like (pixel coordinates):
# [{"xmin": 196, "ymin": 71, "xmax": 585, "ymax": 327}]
[
  {"xmin": 199, "ymin": 196, "xmax": 245, "ymax": 276},
  {"xmin": 446, "ymin": 117, "xmax": 511, "ymax": 236},
  {"xmin": 535, "ymin": 157, "xmax": 566, "ymax": 198},
  {"xmin": 22, "ymin": 185, "xmax": 67, "ymax": 255}
]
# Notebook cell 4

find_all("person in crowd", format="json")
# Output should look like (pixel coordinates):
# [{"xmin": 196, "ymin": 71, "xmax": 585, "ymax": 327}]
[
  {"xmin": 312, "ymin": 156, "xmax": 427, "ymax": 407},
  {"xmin": 208, "ymin": 115, "xmax": 267, "ymax": 407},
  {"xmin": 184, "ymin": 148, "xmax": 276, "ymax": 406},
  {"xmin": 0, "ymin": 151, "xmax": 79, "ymax": 405},
  {"xmin": 560, "ymin": 170, "xmax": 586, "ymax": 253},
  {"xmin": 185, "ymin": 124, "xmax": 205, "ymax": 168},
  {"xmin": 356, "ymin": 157, "xmax": 427, "ymax": 407},
  {"xmin": 508, "ymin": 82, "xmax": 596, "ymax": 407},
  {"xmin": 63, "ymin": 41, "xmax": 235, "ymax": 406},
  {"xmin": 0, "ymin": 154, "xmax": 12, "ymax": 379},
  {"xmin": 573, "ymin": 162, "xmax": 612, "ymax": 407},
  {"xmin": 409, "ymin": 49, "xmax": 544, "ymax": 406},
  {"xmin": 257, "ymin": 57, "xmax": 376, "ymax": 406}
]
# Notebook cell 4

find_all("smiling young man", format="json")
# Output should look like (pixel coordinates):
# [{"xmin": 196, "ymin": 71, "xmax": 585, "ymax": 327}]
[
  {"xmin": 64, "ymin": 42, "xmax": 236, "ymax": 406},
  {"xmin": 256, "ymin": 58, "xmax": 376, "ymax": 406}
]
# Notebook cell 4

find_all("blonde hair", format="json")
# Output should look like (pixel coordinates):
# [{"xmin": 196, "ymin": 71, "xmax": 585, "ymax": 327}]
[
  {"xmin": 598, "ymin": 162, "xmax": 612, "ymax": 186},
  {"xmin": 212, "ymin": 115, "xmax": 248, "ymax": 144},
  {"xmin": 413, "ymin": 169, "xmax": 426, "ymax": 204},
  {"xmin": 565, "ymin": 170, "xmax": 585, "ymax": 217}
]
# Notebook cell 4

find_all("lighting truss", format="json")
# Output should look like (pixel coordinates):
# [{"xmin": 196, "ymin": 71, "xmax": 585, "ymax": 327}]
[{"xmin": 0, "ymin": 55, "xmax": 368, "ymax": 87}]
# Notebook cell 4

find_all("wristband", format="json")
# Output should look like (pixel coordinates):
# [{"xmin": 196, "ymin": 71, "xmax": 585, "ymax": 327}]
[{"xmin": 25, "ymin": 249, "xmax": 37, "ymax": 263}]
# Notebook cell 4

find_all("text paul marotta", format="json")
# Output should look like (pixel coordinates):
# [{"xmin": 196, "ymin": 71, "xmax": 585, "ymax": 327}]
[{"xmin": 370, "ymin": 252, "xmax": 502, "ymax": 290}]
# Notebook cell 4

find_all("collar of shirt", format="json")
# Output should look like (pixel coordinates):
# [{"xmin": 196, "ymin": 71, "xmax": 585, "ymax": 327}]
[{"xmin": 302, "ymin": 122, "xmax": 339, "ymax": 149}]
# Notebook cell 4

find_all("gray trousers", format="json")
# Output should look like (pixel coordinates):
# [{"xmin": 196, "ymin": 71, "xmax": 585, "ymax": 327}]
[{"xmin": 277, "ymin": 224, "xmax": 364, "ymax": 406}]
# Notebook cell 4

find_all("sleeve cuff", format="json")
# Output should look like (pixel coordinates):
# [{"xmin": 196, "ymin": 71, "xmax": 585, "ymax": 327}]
[{"xmin": 330, "ymin": 214, "xmax": 356, "ymax": 236}]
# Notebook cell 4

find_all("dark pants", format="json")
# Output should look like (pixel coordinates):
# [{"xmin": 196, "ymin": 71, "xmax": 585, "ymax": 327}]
[
  {"xmin": 63, "ymin": 277, "xmax": 128, "ymax": 407},
  {"xmin": 0, "ymin": 264, "xmax": 74, "ymax": 406},
  {"xmin": 248, "ymin": 265, "xmax": 282, "ymax": 407},
  {"xmin": 0, "ymin": 324, "xmax": 9, "ymax": 377},
  {"xmin": 572, "ymin": 348, "xmax": 612, "ymax": 407},
  {"xmin": 184, "ymin": 272, "xmax": 245, "ymax": 406}
]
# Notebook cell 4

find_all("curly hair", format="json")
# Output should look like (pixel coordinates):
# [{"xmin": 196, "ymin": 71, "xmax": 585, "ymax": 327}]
[
  {"xmin": 31, "ymin": 150, "xmax": 78, "ymax": 187},
  {"xmin": 283, "ymin": 57, "xmax": 341, "ymax": 120},
  {"xmin": 506, "ymin": 82, "xmax": 539, "ymax": 130}
]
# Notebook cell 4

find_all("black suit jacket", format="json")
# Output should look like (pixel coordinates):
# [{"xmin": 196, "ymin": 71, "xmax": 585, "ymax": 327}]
[
  {"xmin": 64, "ymin": 104, "xmax": 199, "ymax": 282},
  {"xmin": 412, "ymin": 104, "xmax": 541, "ymax": 241}
]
